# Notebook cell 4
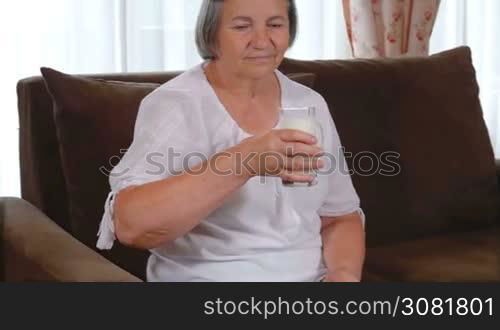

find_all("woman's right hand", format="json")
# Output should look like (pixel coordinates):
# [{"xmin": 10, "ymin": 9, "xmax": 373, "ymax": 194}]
[{"xmin": 236, "ymin": 129, "xmax": 325, "ymax": 183}]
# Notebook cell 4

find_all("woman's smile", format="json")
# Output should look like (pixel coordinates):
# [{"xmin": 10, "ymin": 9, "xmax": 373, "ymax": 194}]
[{"xmin": 245, "ymin": 55, "xmax": 275, "ymax": 63}]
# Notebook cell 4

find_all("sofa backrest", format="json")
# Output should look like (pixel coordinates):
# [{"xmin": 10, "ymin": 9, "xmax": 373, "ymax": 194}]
[{"xmin": 279, "ymin": 46, "xmax": 498, "ymax": 245}]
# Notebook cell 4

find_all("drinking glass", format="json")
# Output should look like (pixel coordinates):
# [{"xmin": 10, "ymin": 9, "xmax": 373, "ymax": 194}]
[{"xmin": 277, "ymin": 106, "xmax": 324, "ymax": 187}]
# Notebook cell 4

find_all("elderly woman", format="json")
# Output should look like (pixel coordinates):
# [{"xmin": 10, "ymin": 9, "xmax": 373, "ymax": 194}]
[{"xmin": 96, "ymin": 0, "xmax": 365, "ymax": 282}]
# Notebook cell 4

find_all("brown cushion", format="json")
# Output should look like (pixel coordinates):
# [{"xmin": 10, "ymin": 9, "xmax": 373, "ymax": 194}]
[
  {"xmin": 40, "ymin": 67, "xmax": 316, "ymax": 280},
  {"xmin": 279, "ymin": 46, "xmax": 499, "ymax": 247},
  {"xmin": 363, "ymin": 225, "xmax": 500, "ymax": 282},
  {"xmin": 41, "ymin": 67, "xmax": 159, "ymax": 279},
  {"xmin": 286, "ymin": 72, "xmax": 316, "ymax": 89}
]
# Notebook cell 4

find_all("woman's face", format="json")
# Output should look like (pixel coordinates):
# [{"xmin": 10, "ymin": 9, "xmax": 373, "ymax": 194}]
[{"xmin": 214, "ymin": 0, "xmax": 290, "ymax": 79}]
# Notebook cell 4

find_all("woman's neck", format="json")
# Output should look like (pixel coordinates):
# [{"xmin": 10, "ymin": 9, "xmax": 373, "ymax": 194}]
[{"xmin": 204, "ymin": 60, "xmax": 277, "ymax": 100}]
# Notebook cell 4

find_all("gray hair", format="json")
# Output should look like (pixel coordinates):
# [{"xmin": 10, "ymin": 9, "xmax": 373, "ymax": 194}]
[{"xmin": 195, "ymin": 0, "xmax": 298, "ymax": 60}]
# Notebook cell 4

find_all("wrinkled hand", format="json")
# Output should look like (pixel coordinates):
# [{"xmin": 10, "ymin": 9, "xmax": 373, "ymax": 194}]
[{"xmin": 237, "ymin": 129, "xmax": 324, "ymax": 183}]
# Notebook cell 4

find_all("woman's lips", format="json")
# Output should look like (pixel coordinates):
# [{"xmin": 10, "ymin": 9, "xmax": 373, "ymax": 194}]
[{"xmin": 245, "ymin": 55, "xmax": 274, "ymax": 62}]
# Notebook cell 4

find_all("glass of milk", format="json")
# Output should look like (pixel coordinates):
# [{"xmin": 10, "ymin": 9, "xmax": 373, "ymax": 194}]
[{"xmin": 277, "ymin": 106, "xmax": 324, "ymax": 187}]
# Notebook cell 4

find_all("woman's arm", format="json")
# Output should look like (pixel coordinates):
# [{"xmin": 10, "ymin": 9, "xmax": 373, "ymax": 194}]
[
  {"xmin": 114, "ymin": 129, "xmax": 322, "ymax": 250},
  {"xmin": 320, "ymin": 211, "xmax": 366, "ymax": 282},
  {"xmin": 114, "ymin": 143, "xmax": 250, "ymax": 250}
]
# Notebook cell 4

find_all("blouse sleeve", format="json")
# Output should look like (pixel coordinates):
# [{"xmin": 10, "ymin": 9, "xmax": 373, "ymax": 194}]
[
  {"xmin": 315, "ymin": 94, "xmax": 366, "ymax": 228},
  {"xmin": 96, "ymin": 89, "xmax": 203, "ymax": 250}
]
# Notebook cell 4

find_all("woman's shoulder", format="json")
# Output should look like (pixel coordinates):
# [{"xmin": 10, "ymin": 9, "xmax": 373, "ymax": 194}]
[
  {"xmin": 136, "ymin": 63, "xmax": 209, "ymax": 123},
  {"xmin": 142, "ymin": 64, "xmax": 205, "ymax": 109}
]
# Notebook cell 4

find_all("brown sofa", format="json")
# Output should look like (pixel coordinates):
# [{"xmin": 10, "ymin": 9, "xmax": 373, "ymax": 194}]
[{"xmin": 3, "ymin": 46, "xmax": 499, "ymax": 282}]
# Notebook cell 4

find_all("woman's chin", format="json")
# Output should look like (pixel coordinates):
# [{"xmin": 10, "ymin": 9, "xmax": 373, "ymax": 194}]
[{"xmin": 243, "ymin": 60, "xmax": 278, "ymax": 77}]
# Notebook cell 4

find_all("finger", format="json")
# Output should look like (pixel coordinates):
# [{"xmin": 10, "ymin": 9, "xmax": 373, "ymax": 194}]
[
  {"xmin": 276, "ymin": 129, "xmax": 317, "ymax": 145},
  {"xmin": 283, "ymin": 156, "xmax": 324, "ymax": 171},
  {"xmin": 281, "ymin": 142, "xmax": 324, "ymax": 157},
  {"xmin": 279, "ymin": 169, "xmax": 316, "ymax": 183}
]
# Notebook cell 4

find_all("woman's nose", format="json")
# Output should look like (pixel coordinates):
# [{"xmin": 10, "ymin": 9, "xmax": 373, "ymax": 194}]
[{"xmin": 251, "ymin": 27, "xmax": 272, "ymax": 49}]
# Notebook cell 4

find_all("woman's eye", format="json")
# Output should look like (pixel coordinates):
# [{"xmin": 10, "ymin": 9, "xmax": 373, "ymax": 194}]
[
  {"xmin": 270, "ymin": 24, "xmax": 284, "ymax": 28},
  {"xmin": 233, "ymin": 26, "xmax": 249, "ymax": 30}
]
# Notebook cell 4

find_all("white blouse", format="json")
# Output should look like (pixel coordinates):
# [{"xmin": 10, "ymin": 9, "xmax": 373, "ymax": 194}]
[{"xmin": 96, "ymin": 60, "xmax": 365, "ymax": 282}]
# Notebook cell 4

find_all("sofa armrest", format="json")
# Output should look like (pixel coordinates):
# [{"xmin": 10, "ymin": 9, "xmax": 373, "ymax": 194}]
[
  {"xmin": 495, "ymin": 159, "xmax": 500, "ymax": 186},
  {"xmin": 2, "ymin": 197, "xmax": 142, "ymax": 282},
  {"xmin": 494, "ymin": 159, "xmax": 500, "ymax": 225}
]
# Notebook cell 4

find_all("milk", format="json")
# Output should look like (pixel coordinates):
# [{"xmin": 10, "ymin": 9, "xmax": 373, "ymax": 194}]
[{"xmin": 279, "ymin": 117, "xmax": 318, "ymax": 136}]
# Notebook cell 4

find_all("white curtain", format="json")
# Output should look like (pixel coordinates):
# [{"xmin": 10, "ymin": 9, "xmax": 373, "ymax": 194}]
[{"xmin": 0, "ymin": 0, "xmax": 498, "ymax": 197}]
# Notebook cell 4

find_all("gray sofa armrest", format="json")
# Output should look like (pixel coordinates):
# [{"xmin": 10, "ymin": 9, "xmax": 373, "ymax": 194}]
[{"xmin": 2, "ymin": 197, "xmax": 142, "ymax": 282}]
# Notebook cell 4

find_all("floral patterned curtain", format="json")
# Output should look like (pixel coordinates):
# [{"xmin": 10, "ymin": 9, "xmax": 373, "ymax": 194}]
[{"xmin": 342, "ymin": 0, "xmax": 441, "ymax": 57}]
